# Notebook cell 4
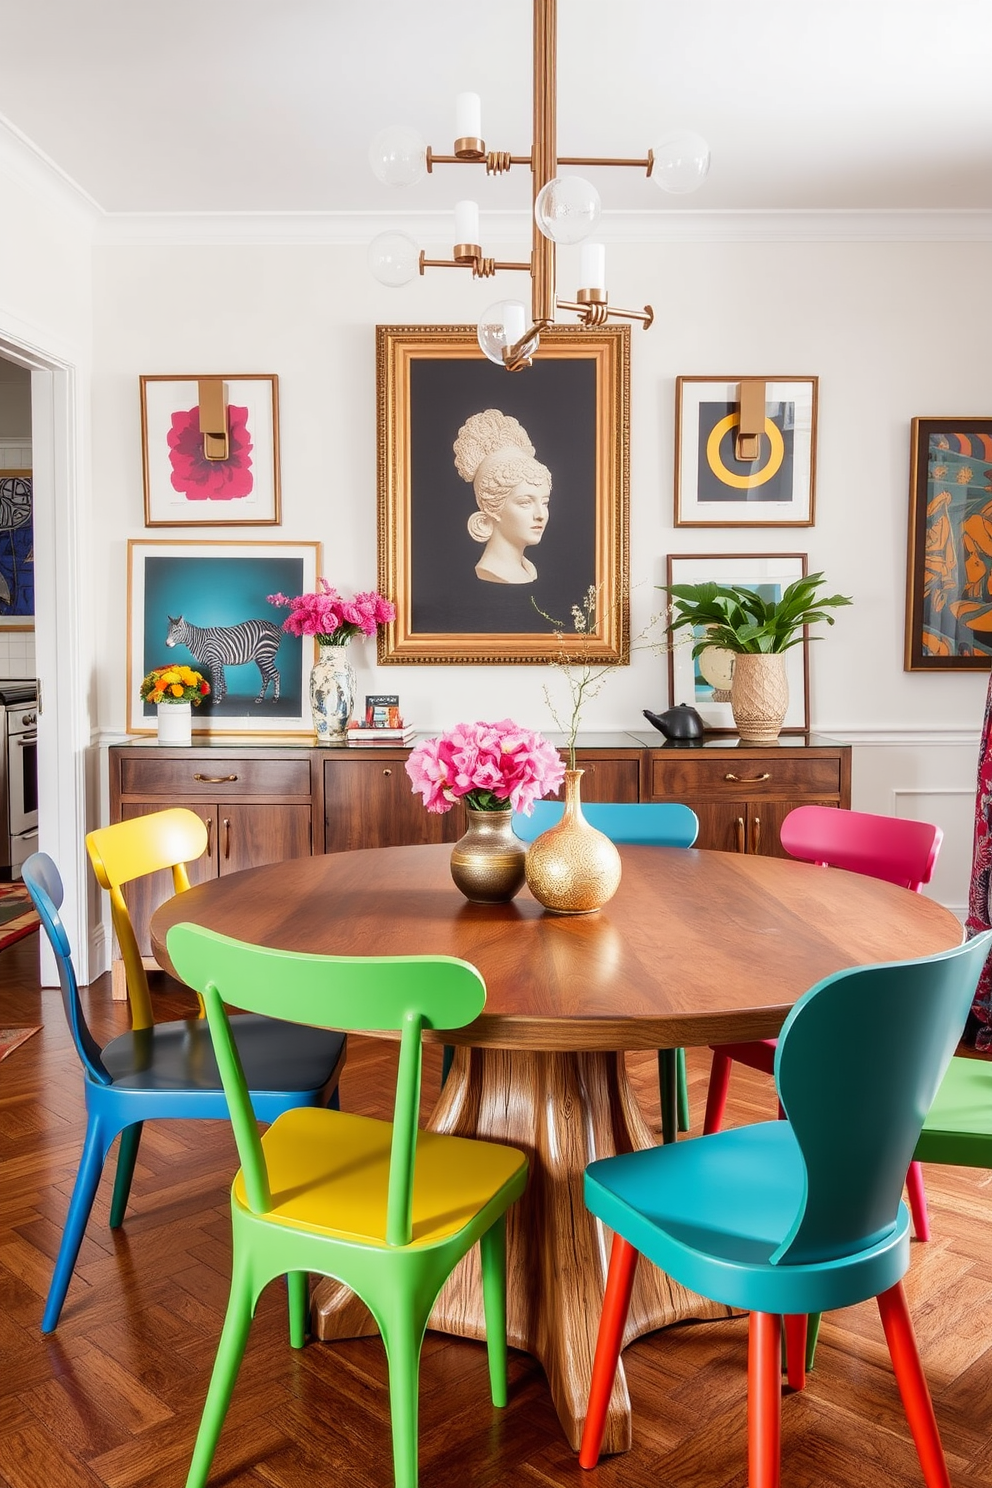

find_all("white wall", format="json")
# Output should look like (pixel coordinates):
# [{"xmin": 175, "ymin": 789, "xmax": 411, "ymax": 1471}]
[{"xmin": 88, "ymin": 229, "xmax": 992, "ymax": 915}]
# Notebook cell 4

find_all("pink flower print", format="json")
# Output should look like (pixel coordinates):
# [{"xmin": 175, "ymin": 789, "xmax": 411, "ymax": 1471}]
[{"xmin": 167, "ymin": 403, "xmax": 254, "ymax": 501}]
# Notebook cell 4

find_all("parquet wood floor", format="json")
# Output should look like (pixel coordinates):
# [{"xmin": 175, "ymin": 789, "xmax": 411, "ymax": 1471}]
[{"xmin": 0, "ymin": 930, "xmax": 990, "ymax": 1487}]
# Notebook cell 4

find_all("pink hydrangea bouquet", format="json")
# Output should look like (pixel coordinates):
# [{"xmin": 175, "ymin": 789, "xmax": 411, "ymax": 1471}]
[
  {"xmin": 406, "ymin": 719, "xmax": 565, "ymax": 816},
  {"xmin": 268, "ymin": 578, "xmax": 395, "ymax": 646}
]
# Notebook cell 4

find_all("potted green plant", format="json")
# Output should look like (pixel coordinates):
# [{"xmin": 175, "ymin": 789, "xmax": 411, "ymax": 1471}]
[{"xmin": 662, "ymin": 571, "xmax": 852, "ymax": 742}]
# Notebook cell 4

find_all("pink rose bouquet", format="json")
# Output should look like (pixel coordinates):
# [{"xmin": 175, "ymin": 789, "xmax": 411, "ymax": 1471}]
[
  {"xmin": 406, "ymin": 719, "xmax": 565, "ymax": 816},
  {"xmin": 268, "ymin": 578, "xmax": 395, "ymax": 646}
]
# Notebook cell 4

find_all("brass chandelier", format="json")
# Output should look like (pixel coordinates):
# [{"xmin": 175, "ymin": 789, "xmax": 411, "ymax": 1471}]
[{"xmin": 368, "ymin": 0, "xmax": 709, "ymax": 370}]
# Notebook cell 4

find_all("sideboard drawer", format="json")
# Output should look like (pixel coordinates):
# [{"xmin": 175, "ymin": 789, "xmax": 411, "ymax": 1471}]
[
  {"xmin": 118, "ymin": 756, "xmax": 313, "ymax": 799},
  {"xmin": 649, "ymin": 753, "xmax": 842, "ymax": 801}
]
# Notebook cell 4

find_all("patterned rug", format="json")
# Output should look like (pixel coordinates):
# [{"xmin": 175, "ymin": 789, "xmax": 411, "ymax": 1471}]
[
  {"xmin": 0, "ymin": 882, "xmax": 40, "ymax": 952},
  {"xmin": 0, "ymin": 1026, "xmax": 40, "ymax": 1062}
]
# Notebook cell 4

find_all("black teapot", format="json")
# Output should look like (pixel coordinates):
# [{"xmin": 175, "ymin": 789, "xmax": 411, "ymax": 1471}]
[{"xmin": 643, "ymin": 704, "xmax": 705, "ymax": 741}]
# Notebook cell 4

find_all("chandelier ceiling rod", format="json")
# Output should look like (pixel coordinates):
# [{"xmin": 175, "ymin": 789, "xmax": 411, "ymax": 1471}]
[{"xmin": 368, "ymin": 0, "xmax": 710, "ymax": 370}]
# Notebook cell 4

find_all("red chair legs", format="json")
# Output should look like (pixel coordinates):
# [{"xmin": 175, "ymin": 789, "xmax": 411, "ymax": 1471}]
[
  {"xmin": 877, "ymin": 1282, "xmax": 951, "ymax": 1488},
  {"xmin": 749, "ymin": 1312, "xmax": 782, "ymax": 1488},
  {"xmin": 578, "ymin": 1235, "xmax": 639, "ymax": 1469},
  {"xmin": 703, "ymin": 1049, "xmax": 734, "ymax": 1134},
  {"xmin": 905, "ymin": 1159, "xmax": 931, "ymax": 1242}
]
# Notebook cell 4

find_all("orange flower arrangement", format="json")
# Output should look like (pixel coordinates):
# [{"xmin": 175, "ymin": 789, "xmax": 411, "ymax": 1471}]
[{"xmin": 140, "ymin": 664, "xmax": 211, "ymax": 706}]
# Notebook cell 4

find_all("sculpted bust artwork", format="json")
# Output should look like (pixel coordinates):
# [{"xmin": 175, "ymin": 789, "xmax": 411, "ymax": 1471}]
[{"xmin": 453, "ymin": 408, "xmax": 553, "ymax": 585}]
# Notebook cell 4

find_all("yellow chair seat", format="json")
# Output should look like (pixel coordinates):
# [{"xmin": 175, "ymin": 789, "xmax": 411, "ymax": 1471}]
[{"xmin": 237, "ymin": 1106, "xmax": 527, "ymax": 1248}]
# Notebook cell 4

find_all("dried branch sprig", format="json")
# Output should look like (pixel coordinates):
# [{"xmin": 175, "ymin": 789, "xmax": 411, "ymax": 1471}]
[{"xmin": 534, "ymin": 586, "xmax": 671, "ymax": 772}]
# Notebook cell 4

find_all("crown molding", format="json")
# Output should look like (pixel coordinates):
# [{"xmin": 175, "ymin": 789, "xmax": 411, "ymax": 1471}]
[
  {"xmin": 91, "ymin": 206, "xmax": 992, "ymax": 250},
  {"xmin": 0, "ymin": 112, "xmax": 100, "ymax": 229}
]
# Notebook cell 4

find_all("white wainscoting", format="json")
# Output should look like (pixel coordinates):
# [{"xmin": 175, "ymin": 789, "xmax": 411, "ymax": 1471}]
[{"xmin": 839, "ymin": 731, "xmax": 980, "ymax": 922}]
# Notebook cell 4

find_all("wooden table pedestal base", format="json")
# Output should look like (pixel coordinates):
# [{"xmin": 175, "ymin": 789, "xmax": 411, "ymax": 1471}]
[{"xmin": 311, "ymin": 1046, "xmax": 734, "ymax": 1453}]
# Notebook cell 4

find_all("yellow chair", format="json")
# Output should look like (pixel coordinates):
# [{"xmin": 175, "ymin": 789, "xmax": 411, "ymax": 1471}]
[
  {"xmin": 85, "ymin": 807, "xmax": 347, "ymax": 1230},
  {"xmin": 86, "ymin": 806, "xmax": 210, "ymax": 1028}
]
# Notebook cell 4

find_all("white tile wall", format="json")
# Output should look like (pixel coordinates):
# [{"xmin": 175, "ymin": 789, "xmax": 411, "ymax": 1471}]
[{"xmin": 0, "ymin": 631, "xmax": 36, "ymax": 678}]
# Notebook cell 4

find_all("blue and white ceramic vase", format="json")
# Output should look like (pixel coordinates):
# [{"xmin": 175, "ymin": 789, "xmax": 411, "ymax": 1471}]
[{"xmin": 310, "ymin": 641, "xmax": 356, "ymax": 746}]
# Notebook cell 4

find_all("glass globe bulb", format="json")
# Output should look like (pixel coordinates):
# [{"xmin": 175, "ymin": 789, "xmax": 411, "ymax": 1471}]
[
  {"xmin": 477, "ymin": 300, "xmax": 534, "ymax": 366},
  {"xmin": 534, "ymin": 175, "xmax": 601, "ymax": 245},
  {"xmin": 368, "ymin": 232, "xmax": 420, "ymax": 287},
  {"xmin": 651, "ymin": 131, "xmax": 711, "ymax": 194},
  {"xmin": 368, "ymin": 124, "xmax": 428, "ymax": 187}
]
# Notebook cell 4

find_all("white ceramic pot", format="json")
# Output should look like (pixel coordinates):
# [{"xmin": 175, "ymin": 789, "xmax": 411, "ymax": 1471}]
[{"xmin": 157, "ymin": 701, "xmax": 193, "ymax": 746}]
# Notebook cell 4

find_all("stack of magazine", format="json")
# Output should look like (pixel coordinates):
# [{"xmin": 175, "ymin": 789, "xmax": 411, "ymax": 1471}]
[{"xmin": 347, "ymin": 694, "xmax": 417, "ymax": 745}]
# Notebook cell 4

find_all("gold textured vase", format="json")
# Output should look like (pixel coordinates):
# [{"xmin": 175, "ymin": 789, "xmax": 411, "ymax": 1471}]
[
  {"xmin": 524, "ymin": 769, "xmax": 622, "ymax": 915},
  {"xmin": 449, "ymin": 807, "xmax": 527, "ymax": 904},
  {"xmin": 730, "ymin": 652, "xmax": 790, "ymax": 744}
]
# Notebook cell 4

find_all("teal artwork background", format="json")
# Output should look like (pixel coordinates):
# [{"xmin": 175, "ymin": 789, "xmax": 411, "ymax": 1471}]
[{"xmin": 142, "ymin": 554, "xmax": 304, "ymax": 717}]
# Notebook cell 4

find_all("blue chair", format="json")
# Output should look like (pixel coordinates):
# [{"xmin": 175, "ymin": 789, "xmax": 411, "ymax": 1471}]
[
  {"xmin": 23, "ymin": 852, "xmax": 347, "ymax": 1333},
  {"xmin": 579, "ymin": 931, "xmax": 992, "ymax": 1486},
  {"xmin": 512, "ymin": 799, "xmax": 699, "ymax": 1144}
]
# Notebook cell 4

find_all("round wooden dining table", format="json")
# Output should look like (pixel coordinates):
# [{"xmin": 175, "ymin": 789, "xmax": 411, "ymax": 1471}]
[{"xmin": 151, "ymin": 841, "xmax": 962, "ymax": 1454}]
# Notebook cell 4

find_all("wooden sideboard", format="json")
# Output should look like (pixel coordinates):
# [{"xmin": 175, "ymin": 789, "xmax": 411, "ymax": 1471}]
[{"xmin": 107, "ymin": 731, "xmax": 851, "ymax": 991}]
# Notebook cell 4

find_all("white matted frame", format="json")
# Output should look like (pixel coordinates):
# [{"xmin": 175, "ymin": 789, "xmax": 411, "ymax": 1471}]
[
  {"xmin": 675, "ymin": 376, "xmax": 817, "ymax": 527},
  {"xmin": 667, "ymin": 552, "xmax": 810, "ymax": 733},
  {"xmin": 127, "ymin": 539, "xmax": 319, "ymax": 736},
  {"xmin": 140, "ymin": 373, "xmax": 281, "ymax": 526}
]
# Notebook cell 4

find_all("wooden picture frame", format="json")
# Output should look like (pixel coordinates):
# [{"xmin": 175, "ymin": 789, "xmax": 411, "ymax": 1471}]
[
  {"xmin": 0, "ymin": 471, "xmax": 33, "ymax": 629},
  {"xmin": 140, "ymin": 374, "xmax": 281, "ymax": 526},
  {"xmin": 376, "ymin": 324, "xmax": 629, "ymax": 664},
  {"xmin": 667, "ymin": 552, "xmax": 810, "ymax": 733},
  {"xmin": 674, "ymin": 376, "xmax": 817, "ymax": 527},
  {"xmin": 126, "ymin": 539, "xmax": 319, "ymax": 736},
  {"xmin": 905, "ymin": 416, "xmax": 992, "ymax": 670}
]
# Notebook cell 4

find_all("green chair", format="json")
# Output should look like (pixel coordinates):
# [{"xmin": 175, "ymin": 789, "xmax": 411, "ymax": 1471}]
[
  {"xmin": 167, "ymin": 922, "xmax": 528, "ymax": 1488},
  {"xmin": 913, "ymin": 1050, "xmax": 992, "ymax": 1204},
  {"xmin": 512, "ymin": 798, "xmax": 699, "ymax": 1143}
]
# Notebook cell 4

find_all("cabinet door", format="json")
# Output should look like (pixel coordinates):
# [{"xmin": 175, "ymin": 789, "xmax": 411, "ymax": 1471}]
[
  {"xmin": 324, "ymin": 759, "xmax": 462, "ymax": 853},
  {"xmin": 120, "ymin": 801, "xmax": 218, "ymax": 958},
  {"xmin": 690, "ymin": 800, "xmax": 751, "ymax": 854},
  {"xmin": 217, "ymin": 803, "xmax": 312, "ymax": 875},
  {"xmin": 747, "ymin": 798, "xmax": 839, "ymax": 858},
  {"xmin": 571, "ymin": 753, "xmax": 640, "ymax": 803}
]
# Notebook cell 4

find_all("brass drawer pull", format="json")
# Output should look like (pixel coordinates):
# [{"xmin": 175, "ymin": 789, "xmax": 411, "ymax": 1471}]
[
  {"xmin": 205, "ymin": 816, "xmax": 213, "ymax": 856},
  {"xmin": 724, "ymin": 772, "xmax": 771, "ymax": 783},
  {"xmin": 382, "ymin": 768, "xmax": 392, "ymax": 776},
  {"xmin": 193, "ymin": 773, "xmax": 239, "ymax": 784},
  {"xmin": 752, "ymin": 816, "xmax": 761, "ymax": 853},
  {"xmin": 223, "ymin": 818, "xmax": 231, "ymax": 859},
  {"xmin": 735, "ymin": 817, "xmax": 745, "ymax": 854}
]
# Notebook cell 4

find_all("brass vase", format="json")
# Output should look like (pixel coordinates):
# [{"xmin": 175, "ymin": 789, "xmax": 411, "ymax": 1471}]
[
  {"xmin": 524, "ymin": 769, "xmax": 622, "ymax": 915},
  {"xmin": 449, "ymin": 806, "xmax": 527, "ymax": 904}
]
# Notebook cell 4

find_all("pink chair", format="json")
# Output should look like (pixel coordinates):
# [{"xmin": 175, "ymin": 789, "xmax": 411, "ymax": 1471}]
[{"xmin": 702, "ymin": 804, "xmax": 944, "ymax": 1241}]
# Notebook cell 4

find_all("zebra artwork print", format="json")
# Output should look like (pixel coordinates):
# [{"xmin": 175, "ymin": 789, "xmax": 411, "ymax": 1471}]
[{"xmin": 165, "ymin": 615, "xmax": 282, "ymax": 704}]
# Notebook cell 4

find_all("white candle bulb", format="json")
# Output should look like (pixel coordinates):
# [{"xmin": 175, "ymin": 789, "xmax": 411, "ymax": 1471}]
[
  {"xmin": 455, "ymin": 199, "xmax": 480, "ymax": 245},
  {"xmin": 580, "ymin": 242, "xmax": 607, "ymax": 291},
  {"xmin": 456, "ymin": 91, "xmax": 482, "ymax": 139}
]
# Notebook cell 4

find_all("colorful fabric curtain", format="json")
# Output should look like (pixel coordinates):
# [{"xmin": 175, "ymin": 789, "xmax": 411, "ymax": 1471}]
[{"xmin": 965, "ymin": 670, "xmax": 992, "ymax": 1048}]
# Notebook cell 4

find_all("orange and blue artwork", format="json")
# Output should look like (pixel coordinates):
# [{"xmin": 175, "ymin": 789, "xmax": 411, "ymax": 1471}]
[{"xmin": 920, "ymin": 429, "xmax": 992, "ymax": 660}]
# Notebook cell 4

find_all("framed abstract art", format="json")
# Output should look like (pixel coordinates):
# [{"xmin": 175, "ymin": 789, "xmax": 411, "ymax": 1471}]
[
  {"xmin": 674, "ymin": 376, "xmax": 817, "ymax": 528},
  {"xmin": 375, "ymin": 324, "xmax": 629, "ymax": 664},
  {"xmin": 0, "ymin": 471, "xmax": 33, "ymax": 628},
  {"xmin": 905, "ymin": 416, "xmax": 992, "ymax": 670},
  {"xmin": 140, "ymin": 374, "xmax": 281, "ymax": 527}
]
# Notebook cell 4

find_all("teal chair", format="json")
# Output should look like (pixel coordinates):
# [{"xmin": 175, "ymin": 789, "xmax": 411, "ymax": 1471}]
[
  {"xmin": 579, "ymin": 932, "xmax": 992, "ymax": 1486},
  {"xmin": 167, "ymin": 922, "xmax": 528, "ymax": 1488},
  {"xmin": 511, "ymin": 799, "xmax": 699, "ymax": 1145}
]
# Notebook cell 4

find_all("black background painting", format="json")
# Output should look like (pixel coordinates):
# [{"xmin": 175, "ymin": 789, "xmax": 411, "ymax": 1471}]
[{"xmin": 409, "ymin": 356, "xmax": 597, "ymax": 635}]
